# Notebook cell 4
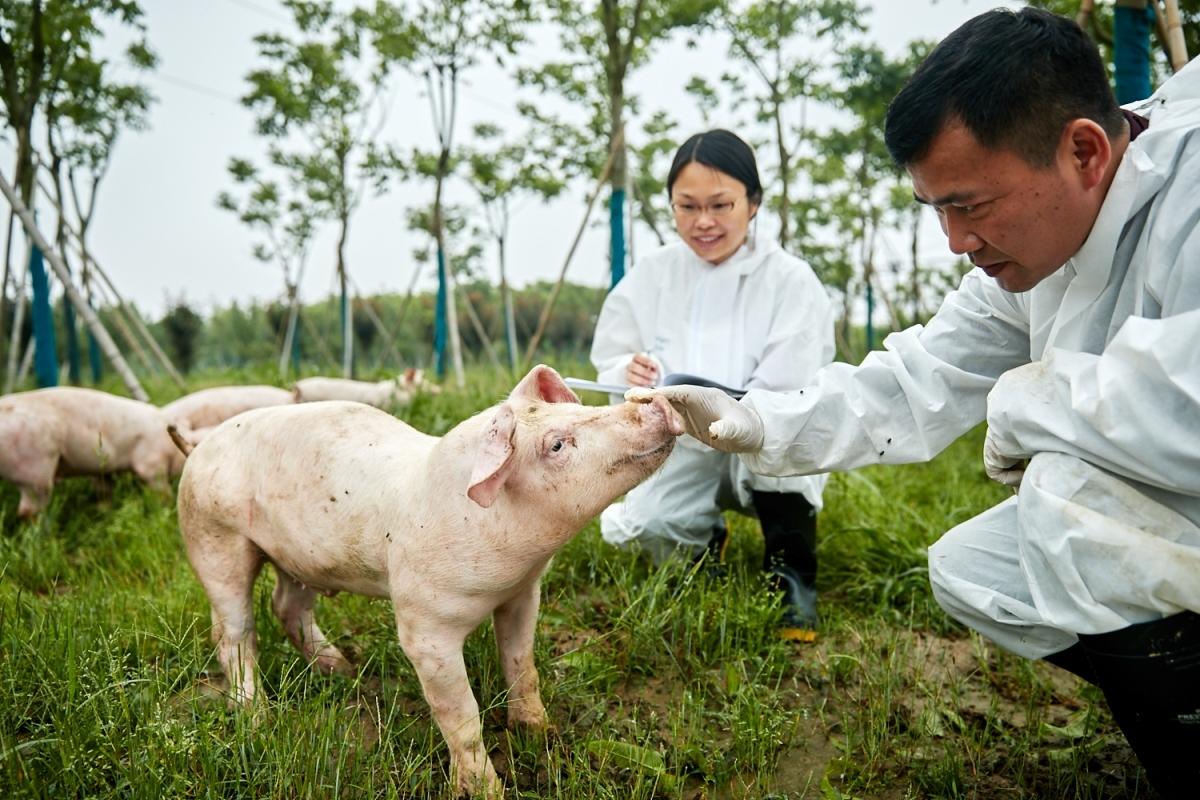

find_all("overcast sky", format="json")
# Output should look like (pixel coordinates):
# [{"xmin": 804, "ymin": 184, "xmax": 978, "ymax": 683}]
[{"xmin": 6, "ymin": 0, "xmax": 1020, "ymax": 318}]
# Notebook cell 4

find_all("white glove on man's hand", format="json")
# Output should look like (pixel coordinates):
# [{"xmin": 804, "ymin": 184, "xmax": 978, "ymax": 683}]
[
  {"xmin": 626, "ymin": 385, "xmax": 764, "ymax": 453},
  {"xmin": 983, "ymin": 425, "xmax": 1028, "ymax": 489}
]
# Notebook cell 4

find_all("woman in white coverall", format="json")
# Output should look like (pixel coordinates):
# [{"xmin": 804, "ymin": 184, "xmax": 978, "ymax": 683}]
[
  {"xmin": 632, "ymin": 10, "xmax": 1200, "ymax": 796},
  {"xmin": 591, "ymin": 129, "xmax": 834, "ymax": 635}
]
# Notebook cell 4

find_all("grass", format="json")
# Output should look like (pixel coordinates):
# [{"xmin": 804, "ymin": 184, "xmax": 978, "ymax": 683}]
[{"xmin": 0, "ymin": 362, "xmax": 1155, "ymax": 799}]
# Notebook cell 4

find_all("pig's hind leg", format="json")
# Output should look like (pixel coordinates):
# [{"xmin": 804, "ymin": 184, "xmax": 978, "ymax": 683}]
[
  {"xmin": 271, "ymin": 569, "xmax": 355, "ymax": 676},
  {"xmin": 493, "ymin": 581, "xmax": 549, "ymax": 730},
  {"xmin": 7, "ymin": 455, "xmax": 57, "ymax": 517},
  {"xmin": 183, "ymin": 529, "xmax": 264, "ymax": 707}
]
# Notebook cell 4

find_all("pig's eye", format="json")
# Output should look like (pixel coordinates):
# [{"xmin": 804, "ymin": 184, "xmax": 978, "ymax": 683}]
[{"xmin": 550, "ymin": 439, "xmax": 565, "ymax": 453}]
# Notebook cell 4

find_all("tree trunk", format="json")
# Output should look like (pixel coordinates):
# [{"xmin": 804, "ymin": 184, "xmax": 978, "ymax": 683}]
[
  {"xmin": 433, "ymin": 160, "xmax": 464, "ymax": 387},
  {"xmin": 773, "ymin": 91, "xmax": 791, "ymax": 248},
  {"xmin": 605, "ymin": 8, "xmax": 628, "ymax": 289},
  {"xmin": 279, "ymin": 282, "xmax": 300, "ymax": 380},
  {"xmin": 336, "ymin": 212, "xmax": 353, "ymax": 378},
  {"xmin": 498, "ymin": 231, "xmax": 517, "ymax": 375}
]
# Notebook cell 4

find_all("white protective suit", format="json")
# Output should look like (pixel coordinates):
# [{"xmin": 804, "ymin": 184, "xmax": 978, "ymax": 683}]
[
  {"xmin": 592, "ymin": 238, "xmax": 834, "ymax": 562},
  {"xmin": 738, "ymin": 59, "xmax": 1200, "ymax": 659}
]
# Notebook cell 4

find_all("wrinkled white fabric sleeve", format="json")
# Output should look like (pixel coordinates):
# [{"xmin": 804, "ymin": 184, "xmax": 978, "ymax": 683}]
[
  {"xmin": 988, "ymin": 306, "xmax": 1200, "ymax": 496},
  {"xmin": 591, "ymin": 268, "xmax": 649, "ymax": 386},
  {"xmin": 740, "ymin": 271, "xmax": 1032, "ymax": 477},
  {"xmin": 747, "ymin": 270, "xmax": 835, "ymax": 392}
]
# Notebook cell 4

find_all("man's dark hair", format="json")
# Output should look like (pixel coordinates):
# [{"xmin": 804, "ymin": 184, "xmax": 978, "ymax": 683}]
[
  {"xmin": 884, "ymin": 8, "xmax": 1126, "ymax": 167},
  {"xmin": 666, "ymin": 129, "xmax": 764, "ymax": 206}
]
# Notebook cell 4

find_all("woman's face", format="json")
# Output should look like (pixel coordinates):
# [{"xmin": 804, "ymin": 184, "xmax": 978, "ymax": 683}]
[{"xmin": 670, "ymin": 161, "xmax": 759, "ymax": 265}]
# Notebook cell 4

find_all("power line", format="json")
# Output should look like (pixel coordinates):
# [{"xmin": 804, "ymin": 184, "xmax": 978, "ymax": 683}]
[
  {"xmin": 151, "ymin": 71, "xmax": 242, "ymax": 104},
  {"xmin": 217, "ymin": 0, "xmax": 292, "ymax": 25}
]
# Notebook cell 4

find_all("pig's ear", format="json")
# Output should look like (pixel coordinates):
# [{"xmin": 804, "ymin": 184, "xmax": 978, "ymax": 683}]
[
  {"xmin": 467, "ymin": 404, "xmax": 518, "ymax": 508},
  {"xmin": 512, "ymin": 364, "xmax": 580, "ymax": 405}
]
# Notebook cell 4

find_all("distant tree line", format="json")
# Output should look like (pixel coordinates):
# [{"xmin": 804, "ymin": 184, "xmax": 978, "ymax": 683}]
[{"xmin": 149, "ymin": 281, "xmax": 607, "ymax": 377}]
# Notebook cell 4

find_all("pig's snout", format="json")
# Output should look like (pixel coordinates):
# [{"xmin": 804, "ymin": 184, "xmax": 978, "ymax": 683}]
[{"xmin": 636, "ymin": 394, "xmax": 685, "ymax": 437}]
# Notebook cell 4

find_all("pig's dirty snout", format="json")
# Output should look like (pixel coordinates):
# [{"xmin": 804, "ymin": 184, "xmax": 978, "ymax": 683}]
[{"xmin": 637, "ymin": 395, "xmax": 685, "ymax": 436}]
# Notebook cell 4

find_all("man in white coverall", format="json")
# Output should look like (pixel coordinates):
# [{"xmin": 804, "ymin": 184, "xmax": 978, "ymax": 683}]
[{"xmin": 630, "ymin": 9, "xmax": 1200, "ymax": 796}]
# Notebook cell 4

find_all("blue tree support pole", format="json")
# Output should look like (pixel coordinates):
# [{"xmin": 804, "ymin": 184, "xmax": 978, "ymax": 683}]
[
  {"xmin": 1114, "ymin": 1, "xmax": 1154, "ymax": 104},
  {"xmin": 29, "ymin": 245, "xmax": 58, "ymax": 387},
  {"xmin": 609, "ymin": 189, "xmax": 626, "ymax": 288},
  {"xmin": 434, "ymin": 248, "xmax": 448, "ymax": 379}
]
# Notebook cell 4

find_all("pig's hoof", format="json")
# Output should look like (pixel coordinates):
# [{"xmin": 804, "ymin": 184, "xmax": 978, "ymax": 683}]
[
  {"xmin": 506, "ymin": 711, "xmax": 554, "ymax": 735},
  {"xmin": 315, "ymin": 653, "xmax": 357, "ymax": 677},
  {"xmin": 454, "ymin": 771, "xmax": 504, "ymax": 799}
]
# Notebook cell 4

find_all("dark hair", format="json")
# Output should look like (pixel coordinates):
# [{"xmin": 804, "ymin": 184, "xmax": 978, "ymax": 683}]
[
  {"xmin": 884, "ymin": 8, "xmax": 1125, "ymax": 167},
  {"xmin": 666, "ymin": 129, "xmax": 764, "ymax": 205}
]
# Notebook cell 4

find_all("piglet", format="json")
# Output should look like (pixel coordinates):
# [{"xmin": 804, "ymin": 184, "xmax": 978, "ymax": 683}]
[
  {"xmin": 292, "ymin": 367, "xmax": 437, "ymax": 408},
  {"xmin": 0, "ymin": 387, "xmax": 192, "ymax": 516},
  {"xmin": 161, "ymin": 385, "xmax": 295, "ymax": 433},
  {"xmin": 176, "ymin": 365, "xmax": 681, "ymax": 797}
]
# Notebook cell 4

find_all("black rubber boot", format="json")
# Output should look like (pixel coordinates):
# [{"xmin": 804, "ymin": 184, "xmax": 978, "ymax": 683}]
[
  {"xmin": 1077, "ymin": 611, "xmax": 1200, "ymax": 799},
  {"xmin": 752, "ymin": 490, "xmax": 818, "ymax": 641},
  {"xmin": 1043, "ymin": 641, "xmax": 1098, "ymax": 685}
]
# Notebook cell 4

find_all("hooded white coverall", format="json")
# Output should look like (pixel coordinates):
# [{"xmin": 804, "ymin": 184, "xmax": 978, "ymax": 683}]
[
  {"xmin": 592, "ymin": 239, "xmax": 834, "ymax": 562},
  {"xmin": 738, "ymin": 59, "xmax": 1200, "ymax": 659}
]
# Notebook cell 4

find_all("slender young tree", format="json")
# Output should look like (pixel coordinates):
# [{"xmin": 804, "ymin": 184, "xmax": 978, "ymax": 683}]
[
  {"xmin": 0, "ymin": 0, "xmax": 151, "ymax": 388},
  {"xmin": 805, "ymin": 42, "xmax": 923, "ymax": 353},
  {"xmin": 520, "ymin": 0, "xmax": 721, "ymax": 287},
  {"xmin": 464, "ymin": 122, "xmax": 565, "ymax": 374},
  {"xmin": 41, "ymin": 37, "xmax": 155, "ymax": 383},
  {"xmin": 217, "ymin": 159, "xmax": 316, "ymax": 378},
  {"xmin": 363, "ymin": 0, "xmax": 531, "ymax": 387},
  {"xmin": 242, "ymin": 0, "xmax": 385, "ymax": 378},
  {"xmin": 702, "ymin": 0, "xmax": 862, "ymax": 248}
]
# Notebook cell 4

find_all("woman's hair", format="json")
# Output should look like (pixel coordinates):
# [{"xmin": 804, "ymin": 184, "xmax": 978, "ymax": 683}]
[{"xmin": 666, "ymin": 129, "xmax": 764, "ymax": 206}]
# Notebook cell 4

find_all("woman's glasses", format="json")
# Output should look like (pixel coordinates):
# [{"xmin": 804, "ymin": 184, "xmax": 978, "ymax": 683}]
[{"xmin": 670, "ymin": 197, "xmax": 742, "ymax": 219}]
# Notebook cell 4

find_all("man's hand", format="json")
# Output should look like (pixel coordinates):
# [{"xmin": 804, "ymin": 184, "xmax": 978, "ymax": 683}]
[
  {"xmin": 626, "ymin": 385, "xmax": 764, "ymax": 453},
  {"xmin": 983, "ymin": 425, "xmax": 1028, "ymax": 489}
]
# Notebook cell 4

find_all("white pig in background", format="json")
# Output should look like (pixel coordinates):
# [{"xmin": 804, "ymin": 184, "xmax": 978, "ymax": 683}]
[
  {"xmin": 175, "ymin": 365, "xmax": 682, "ymax": 797},
  {"xmin": 161, "ymin": 385, "xmax": 294, "ymax": 433},
  {"xmin": 292, "ymin": 367, "xmax": 438, "ymax": 408},
  {"xmin": 0, "ymin": 387, "xmax": 193, "ymax": 517}
]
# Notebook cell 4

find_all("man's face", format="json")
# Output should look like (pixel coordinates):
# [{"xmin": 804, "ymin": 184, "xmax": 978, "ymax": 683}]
[{"xmin": 908, "ymin": 120, "xmax": 1096, "ymax": 293}]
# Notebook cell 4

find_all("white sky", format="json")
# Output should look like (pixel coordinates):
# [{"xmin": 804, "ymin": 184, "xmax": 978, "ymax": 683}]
[{"xmin": 6, "ymin": 0, "xmax": 1020, "ymax": 318}]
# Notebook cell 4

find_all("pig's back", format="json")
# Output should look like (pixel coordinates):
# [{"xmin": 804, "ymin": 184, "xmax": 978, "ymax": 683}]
[
  {"xmin": 162, "ymin": 385, "xmax": 294, "ymax": 428},
  {"xmin": 12, "ymin": 388, "xmax": 161, "ymax": 470}
]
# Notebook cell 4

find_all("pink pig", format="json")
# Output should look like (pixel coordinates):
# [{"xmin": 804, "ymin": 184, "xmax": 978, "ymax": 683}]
[
  {"xmin": 292, "ymin": 367, "xmax": 438, "ymax": 408},
  {"xmin": 161, "ymin": 385, "xmax": 295, "ymax": 432},
  {"xmin": 0, "ymin": 387, "xmax": 191, "ymax": 517},
  {"xmin": 175, "ymin": 365, "xmax": 681, "ymax": 797}
]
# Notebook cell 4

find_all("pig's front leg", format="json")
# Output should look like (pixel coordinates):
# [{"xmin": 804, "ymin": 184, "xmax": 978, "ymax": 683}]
[
  {"xmin": 17, "ymin": 484, "xmax": 51, "ymax": 517},
  {"xmin": 397, "ymin": 618, "xmax": 502, "ymax": 798},
  {"xmin": 493, "ymin": 581, "xmax": 549, "ymax": 730}
]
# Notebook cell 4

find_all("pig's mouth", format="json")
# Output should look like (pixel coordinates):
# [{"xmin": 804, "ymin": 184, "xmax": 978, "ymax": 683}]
[{"xmin": 605, "ymin": 439, "xmax": 675, "ymax": 475}]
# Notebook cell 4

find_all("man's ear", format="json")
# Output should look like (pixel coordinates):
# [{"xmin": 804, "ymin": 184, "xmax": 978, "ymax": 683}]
[{"xmin": 1060, "ymin": 118, "xmax": 1112, "ymax": 191}]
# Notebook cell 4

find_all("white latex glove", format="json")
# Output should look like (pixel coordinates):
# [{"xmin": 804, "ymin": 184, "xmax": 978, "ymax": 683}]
[
  {"xmin": 626, "ymin": 385, "xmax": 764, "ymax": 453},
  {"xmin": 983, "ymin": 424, "xmax": 1028, "ymax": 489}
]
